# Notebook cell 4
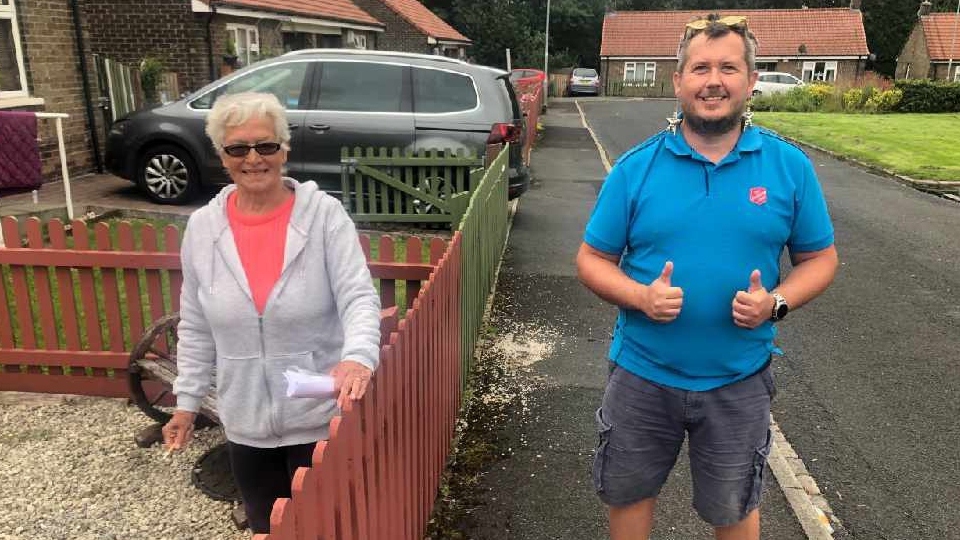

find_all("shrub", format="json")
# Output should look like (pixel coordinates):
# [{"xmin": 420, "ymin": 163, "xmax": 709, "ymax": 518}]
[
  {"xmin": 139, "ymin": 57, "xmax": 165, "ymax": 104},
  {"xmin": 842, "ymin": 88, "xmax": 864, "ymax": 110},
  {"xmin": 805, "ymin": 83, "xmax": 834, "ymax": 107},
  {"xmin": 894, "ymin": 79, "xmax": 960, "ymax": 112},
  {"xmin": 865, "ymin": 88, "xmax": 903, "ymax": 112}
]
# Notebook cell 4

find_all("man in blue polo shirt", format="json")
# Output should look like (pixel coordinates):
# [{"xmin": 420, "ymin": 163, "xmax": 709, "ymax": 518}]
[{"xmin": 576, "ymin": 14, "xmax": 838, "ymax": 540}]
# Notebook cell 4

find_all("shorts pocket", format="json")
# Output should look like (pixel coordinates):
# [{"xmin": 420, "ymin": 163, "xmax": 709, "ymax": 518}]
[
  {"xmin": 760, "ymin": 366, "xmax": 777, "ymax": 399},
  {"xmin": 592, "ymin": 407, "xmax": 613, "ymax": 493},
  {"xmin": 746, "ymin": 428, "xmax": 773, "ymax": 510}
]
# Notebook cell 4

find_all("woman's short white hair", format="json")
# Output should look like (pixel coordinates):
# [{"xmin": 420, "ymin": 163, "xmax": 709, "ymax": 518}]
[{"xmin": 205, "ymin": 92, "xmax": 291, "ymax": 152}]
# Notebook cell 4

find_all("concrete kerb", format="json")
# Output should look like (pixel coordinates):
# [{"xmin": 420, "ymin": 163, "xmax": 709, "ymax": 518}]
[{"xmin": 572, "ymin": 98, "xmax": 841, "ymax": 540}]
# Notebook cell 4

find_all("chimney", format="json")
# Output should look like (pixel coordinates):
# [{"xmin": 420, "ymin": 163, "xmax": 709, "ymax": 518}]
[
  {"xmin": 918, "ymin": 0, "xmax": 932, "ymax": 17},
  {"xmin": 849, "ymin": 0, "xmax": 861, "ymax": 10}
]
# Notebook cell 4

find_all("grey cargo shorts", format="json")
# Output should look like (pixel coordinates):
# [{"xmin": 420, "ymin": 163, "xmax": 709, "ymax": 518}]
[{"xmin": 592, "ymin": 362, "xmax": 775, "ymax": 526}]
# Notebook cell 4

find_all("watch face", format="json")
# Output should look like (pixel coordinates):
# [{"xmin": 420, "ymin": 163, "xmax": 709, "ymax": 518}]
[{"xmin": 775, "ymin": 302, "xmax": 788, "ymax": 319}]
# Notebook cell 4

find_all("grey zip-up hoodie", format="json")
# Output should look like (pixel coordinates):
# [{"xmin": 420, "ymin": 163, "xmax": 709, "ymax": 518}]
[{"xmin": 173, "ymin": 178, "xmax": 381, "ymax": 447}]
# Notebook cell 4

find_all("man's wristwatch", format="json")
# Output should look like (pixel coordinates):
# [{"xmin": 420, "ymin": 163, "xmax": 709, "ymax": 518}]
[{"xmin": 770, "ymin": 292, "xmax": 789, "ymax": 322}]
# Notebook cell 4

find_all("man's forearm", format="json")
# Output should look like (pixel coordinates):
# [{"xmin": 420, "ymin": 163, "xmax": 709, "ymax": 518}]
[
  {"xmin": 777, "ymin": 247, "xmax": 839, "ymax": 310},
  {"xmin": 576, "ymin": 247, "xmax": 644, "ymax": 310}
]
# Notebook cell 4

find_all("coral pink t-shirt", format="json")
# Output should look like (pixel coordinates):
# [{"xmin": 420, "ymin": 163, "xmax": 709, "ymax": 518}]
[{"xmin": 226, "ymin": 191, "xmax": 295, "ymax": 314}]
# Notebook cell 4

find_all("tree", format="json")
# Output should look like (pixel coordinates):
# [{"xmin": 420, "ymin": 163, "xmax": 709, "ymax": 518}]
[
  {"xmin": 450, "ymin": 0, "xmax": 543, "ymax": 68},
  {"xmin": 861, "ymin": 0, "xmax": 918, "ymax": 76}
]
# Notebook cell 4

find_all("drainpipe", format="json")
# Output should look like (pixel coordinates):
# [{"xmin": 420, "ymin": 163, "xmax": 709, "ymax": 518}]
[
  {"xmin": 70, "ymin": 0, "xmax": 103, "ymax": 173},
  {"xmin": 206, "ymin": 2, "xmax": 218, "ymax": 81}
]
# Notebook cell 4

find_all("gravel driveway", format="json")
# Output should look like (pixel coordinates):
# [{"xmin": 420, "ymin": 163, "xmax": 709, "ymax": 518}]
[{"xmin": 0, "ymin": 393, "xmax": 249, "ymax": 540}]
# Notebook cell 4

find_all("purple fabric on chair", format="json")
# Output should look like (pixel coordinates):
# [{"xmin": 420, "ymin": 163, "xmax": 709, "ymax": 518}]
[{"xmin": 0, "ymin": 111, "xmax": 42, "ymax": 195}]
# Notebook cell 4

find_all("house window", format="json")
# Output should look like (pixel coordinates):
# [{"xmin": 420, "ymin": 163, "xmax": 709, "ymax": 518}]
[
  {"xmin": 801, "ymin": 61, "xmax": 837, "ymax": 82},
  {"xmin": 954, "ymin": 66, "xmax": 960, "ymax": 82},
  {"xmin": 345, "ymin": 31, "xmax": 367, "ymax": 50},
  {"xmin": 756, "ymin": 62, "xmax": 777, "ymax": 72},
  {"xmin": 227, "ymin": 24, "xmax": 260, "ymax": 67},
  {"xmin": 0, "ymin": 0, "xmax": 28, "ymax": 97},
  {"xmin": 623, "ymin": 61, "xmax": 656, "ymax": 86}
]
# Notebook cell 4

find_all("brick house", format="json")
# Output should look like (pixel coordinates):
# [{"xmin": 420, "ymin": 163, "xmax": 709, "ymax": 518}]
[
  {"xmin": 895, "ymin": 1, "xmax": 960, "ymax": 81},
  {"xmin": 599, "ymin": 2, "xmax": 870, "ymax": 97},
  {"xmin": 1, "ymin": 0, "xmax": 384, "ymax": 183},
  {"xmin": 351, "ymin": 0, "xmax": 470, "ymax": 58}
]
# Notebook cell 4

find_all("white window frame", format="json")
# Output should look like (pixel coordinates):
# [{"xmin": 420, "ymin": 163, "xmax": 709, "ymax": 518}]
[
  {"xmin": 226, "ymin": 23, "xmax": 260, "ymax": 67},
  {"xmin": 953, "ymin": 66, "xmax": 960, "ymax": 82},
  {"xmin": 346, "ymin": 30, "xmax": 368, "ymax": 50},
  {"xmin": 802, "ymin": 60, "xmax": 837, "ymax": 82},
  {"xmin": 623, "ymin": 61, "xmax": 656, "ymax": 87},
  {"xmin": 0, "ymin": 0, "xmax": 29, "ymax": 99}
]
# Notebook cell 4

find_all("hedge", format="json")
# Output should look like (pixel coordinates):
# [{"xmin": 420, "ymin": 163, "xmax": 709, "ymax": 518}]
[{"xmin": 894, "ymin": 79, "xmax": 960, "ymax": 113}]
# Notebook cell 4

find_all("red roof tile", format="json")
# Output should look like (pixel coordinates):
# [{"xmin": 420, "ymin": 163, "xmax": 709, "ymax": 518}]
[
  {"xmin": 207, "ymin": 0, "xmax": 383, "ymax": 27},
  {"xmin": 601, "ymin": 9, "xmax": 869, "ymax": 58},
  {"xmin": 921, "ymin": 13, "xmax": 960, "ymax": 60},
  {"xmin": 379, "ymin": 0, "xmax": 470, "ymax": 42}
]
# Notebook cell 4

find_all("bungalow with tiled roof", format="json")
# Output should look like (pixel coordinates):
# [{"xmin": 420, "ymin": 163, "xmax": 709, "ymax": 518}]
[
  {"xmin": 599, "ymin": 1, "xmax": 870, "ymax": 97},
  {"xmin": 190, "ymin": 0, "xmax": 386, "ymax": 80},
  {"xmin": 351, "ymin": 0, "xmax": 471, "ymax": 58},
  {"xmin": 896, "ymin": 1, "xmax": 960, "ymax": 81},
  {"xmin": 0, "ymin": 0, "xmax": 384, "ymax": 186}
]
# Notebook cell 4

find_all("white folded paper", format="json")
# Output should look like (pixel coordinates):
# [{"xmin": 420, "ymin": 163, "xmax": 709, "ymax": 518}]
[{"xmin": 283, "ymin": 369, "xmax": 336, "ymax": 398}]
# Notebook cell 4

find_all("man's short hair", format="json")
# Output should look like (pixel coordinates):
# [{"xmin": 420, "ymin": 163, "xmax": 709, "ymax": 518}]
[{"xmin": 676, "ymin": 14, "xmax": 758, "ymax": 72}]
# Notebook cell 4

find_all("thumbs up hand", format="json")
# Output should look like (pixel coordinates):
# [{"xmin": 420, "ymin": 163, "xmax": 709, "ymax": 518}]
[
  {"xmin": 641, "ymin": 261, "xmax": 684, "ymax": 323},
  {"xmin": 732, "ymin": 269, "xmax": 773, "ymax": 329}
]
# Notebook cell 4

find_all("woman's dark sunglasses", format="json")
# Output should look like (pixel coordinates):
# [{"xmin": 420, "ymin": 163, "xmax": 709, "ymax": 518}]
[{"xmin": 221, "ymin": 142, "xmax": 282, "ymax": 157}]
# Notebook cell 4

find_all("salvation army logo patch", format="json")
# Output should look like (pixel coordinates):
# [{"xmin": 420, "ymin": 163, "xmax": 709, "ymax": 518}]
[{"xmin": 749, "ymin": 186, "xmax": 768, "ymax": 205}]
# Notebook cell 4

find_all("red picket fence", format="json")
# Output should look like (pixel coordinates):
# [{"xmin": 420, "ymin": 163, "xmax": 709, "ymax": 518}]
[
  {"xmin": 514, "ymin": 79, "xmax": 543, "ymax": 168},
  {"xmin": 0, "ymin": 216, "xmax": 445, "ymax": 397},
  {"xmin": 253, "ymin": 232, "xmax": 463, "ymax": 540}
]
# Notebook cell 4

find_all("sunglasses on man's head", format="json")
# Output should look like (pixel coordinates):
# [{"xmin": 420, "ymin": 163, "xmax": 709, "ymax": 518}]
[
  {"xmin": 685, "ymin": 15, "xmax": 748, "ymax": 31},
  {"xmin": 221, "ymin": 142, "xmax": 283, "ymax": 158}
]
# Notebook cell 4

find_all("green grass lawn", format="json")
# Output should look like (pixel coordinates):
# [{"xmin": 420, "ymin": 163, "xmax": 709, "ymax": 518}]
[{"xmin": 753, "ymin": 113, "xmax": 960, "ymax": 182}]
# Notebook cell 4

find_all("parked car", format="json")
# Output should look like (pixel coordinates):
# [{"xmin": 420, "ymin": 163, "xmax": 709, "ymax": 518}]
[
  {"xmin": 105, "ymin": 49, "xmax": 530, "ymax": 204},
  {"xmin": 567, "ymin": 68, "xmax": 600, "ymax": 96},
  {"xmin": 752, "ymin": 71, "xmax": 804, "ymax": 95}
]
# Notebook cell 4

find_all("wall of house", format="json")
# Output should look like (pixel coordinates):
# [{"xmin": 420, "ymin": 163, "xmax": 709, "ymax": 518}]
[
  {"xmin": 602, "ymin": 57, "xmax": 864, "ymax": 97},
  {"xmin": 929, "ymin": 63, "xmax": 951, "ymax": 80},
  {"xmin": 8, "ymin": 0, "xmax": 99, "ymax": 181},
  {"xmin": 601, "ymin": 59, "xmax": 678, "ymax": 97},
  {"xmin": 350, "ymin": 0, "xmax": 439, "ymax": 55},
  {"xmin": 896, "ymin": 24, "xmax": 931, "ymax": 79},
  {"xmin": 81, "ymin": 0, "xmax": 214, "ymax": 94}
]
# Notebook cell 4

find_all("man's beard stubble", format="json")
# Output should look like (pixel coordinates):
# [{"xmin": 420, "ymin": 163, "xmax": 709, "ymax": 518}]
[{"xmin": 680, "ymin": 97, "xmax": 747, "ymax": 137}]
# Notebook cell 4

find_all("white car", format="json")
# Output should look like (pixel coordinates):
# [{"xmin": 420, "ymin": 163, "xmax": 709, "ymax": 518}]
[{"xmin": 752, "ymin": 72, "xmax": 804, "ymax": 95}]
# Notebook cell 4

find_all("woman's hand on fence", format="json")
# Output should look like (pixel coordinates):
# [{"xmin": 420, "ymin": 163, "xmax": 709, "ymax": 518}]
[
  {"xmin": 161, "ymin": 410, "xmax": 197, "ymax": 452},
  {"xmin": 330, "ymin": 360, "xmax": 373, "ymax": 411}
]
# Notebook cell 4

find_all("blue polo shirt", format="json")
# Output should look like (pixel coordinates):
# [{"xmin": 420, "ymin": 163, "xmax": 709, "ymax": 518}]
[{"xmin": 584, "ymin": 126, "xmax": 834, "ymax": 391}]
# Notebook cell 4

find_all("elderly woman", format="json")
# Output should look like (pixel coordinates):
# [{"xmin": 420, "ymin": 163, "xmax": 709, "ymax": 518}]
[{"xmin": 161, "ymin": 92, "xmax": 381, "ymax": 533}]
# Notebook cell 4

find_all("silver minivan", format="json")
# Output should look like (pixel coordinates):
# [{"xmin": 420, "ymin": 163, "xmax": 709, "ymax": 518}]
[{"xmin": 105, "ymin": 49, "xmax": 529, "ymax": 204}]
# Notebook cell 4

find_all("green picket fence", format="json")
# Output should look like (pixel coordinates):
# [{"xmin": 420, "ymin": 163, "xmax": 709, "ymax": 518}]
[
  {"xmin": 457, "ymin": 145, "xmax": 510, "ymax": 391},
  {"xmin": 340, "ymin": 147, "xmax": 484, "ymax": 226}
]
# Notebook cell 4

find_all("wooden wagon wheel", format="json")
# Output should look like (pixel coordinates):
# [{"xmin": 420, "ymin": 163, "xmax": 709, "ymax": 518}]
[{"xmin": 127, "ymin": 313, "xmax": 216, "ymax": 428}]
